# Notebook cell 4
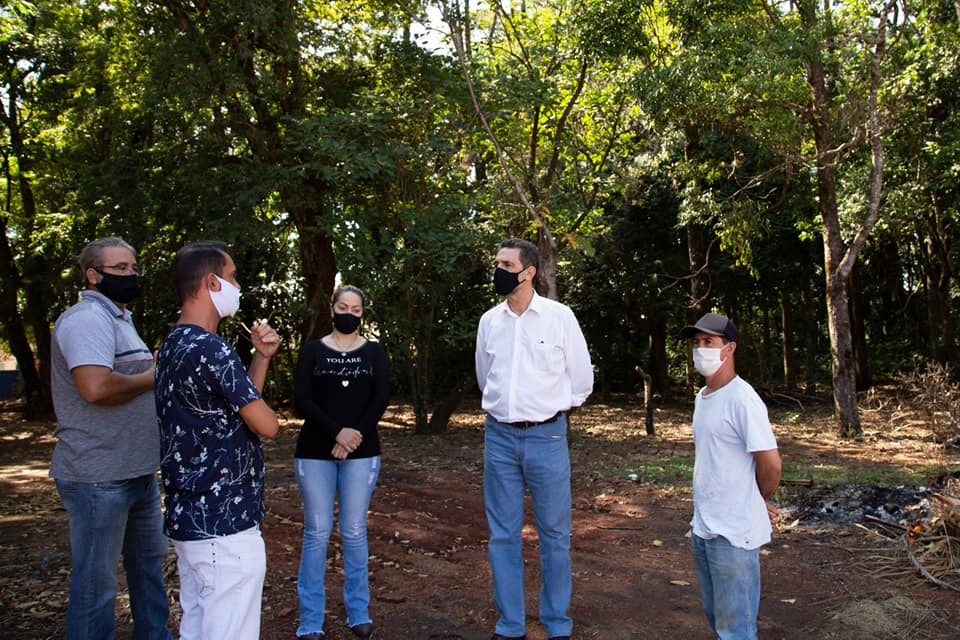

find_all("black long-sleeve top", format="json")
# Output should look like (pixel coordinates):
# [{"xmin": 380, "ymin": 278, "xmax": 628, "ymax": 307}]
[{"xmin": 293, "ymin": 338, "xmax": 390, "ymax": 460}]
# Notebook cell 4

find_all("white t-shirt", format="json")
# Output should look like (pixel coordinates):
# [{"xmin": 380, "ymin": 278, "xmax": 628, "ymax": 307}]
[{"xmin": 691, "ymin": 376, "xmax": 778, "ymax": 550}]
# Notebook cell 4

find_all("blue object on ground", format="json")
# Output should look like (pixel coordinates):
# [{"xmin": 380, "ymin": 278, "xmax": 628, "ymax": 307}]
[{"xmin": 0, "ymin": 370, "xmax": 19, "ymax": 398}]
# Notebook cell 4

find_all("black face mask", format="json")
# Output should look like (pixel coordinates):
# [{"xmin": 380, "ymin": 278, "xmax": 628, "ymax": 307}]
[
  {"xmin": 95, "ymin": 270, "xmax": 141, "ymax": 304},
  {"xmin": 332, "ymin": 312, "xmax": 362, "ymax": 335},
  {"xmin": 493, "ymin": 267, "xmax": 523, "ymax": 296}
]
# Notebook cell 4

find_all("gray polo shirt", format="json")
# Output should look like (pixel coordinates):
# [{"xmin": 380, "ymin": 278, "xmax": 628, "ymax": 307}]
[{"xmin": 50, "ymin": 290, "xmax": 160, "ymax": 482}]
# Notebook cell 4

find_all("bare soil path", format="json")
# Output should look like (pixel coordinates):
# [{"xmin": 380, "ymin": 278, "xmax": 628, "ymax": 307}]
[{"xmin": 2, "ymin": 398, "xmax": 959, "ymax": 639}]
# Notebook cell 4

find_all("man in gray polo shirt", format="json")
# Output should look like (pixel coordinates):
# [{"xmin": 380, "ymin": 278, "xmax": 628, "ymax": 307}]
[{"xmin": 50, "ymin": 237, "xmax": 171, "ymax": 640}]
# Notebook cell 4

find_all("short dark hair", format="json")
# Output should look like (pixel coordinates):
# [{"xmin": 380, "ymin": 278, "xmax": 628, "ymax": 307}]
[
  {"xmin": 171, "ymin": 241, "xmax": 229, "ymax": 304},
  {"xmin": 498, "ymin": 237, "xmax": 540, "ymax": 273},
  {"xmin": 332, "ymin": 284, "xmax": 366, "ymax": 310},
  {"xmin": 78, "ymin": 237, "xmax": 135, "ymax": 273}
]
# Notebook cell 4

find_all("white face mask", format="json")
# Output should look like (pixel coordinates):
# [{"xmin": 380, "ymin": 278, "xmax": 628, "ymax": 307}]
[
  {"xmin": 210, "ymin": 275, "xmax": 241, "ymax": 318},
  {"xmin": 693, "ymin": 347, "xmax": 724, "ymax": 377}
]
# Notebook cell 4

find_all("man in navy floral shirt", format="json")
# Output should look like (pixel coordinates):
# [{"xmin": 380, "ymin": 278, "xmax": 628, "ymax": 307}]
[{"xmin": 155, "ymin": 241, "xmax": 281, "ymax": 640}]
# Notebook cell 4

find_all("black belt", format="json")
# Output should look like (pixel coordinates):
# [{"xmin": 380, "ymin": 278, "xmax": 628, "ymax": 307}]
[{"xmin": 505, "ymin": 412, "xmax": 563, "ymax": 428}]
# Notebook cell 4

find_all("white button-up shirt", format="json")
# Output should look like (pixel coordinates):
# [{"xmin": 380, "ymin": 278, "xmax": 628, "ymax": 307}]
[{"xmin": 475, "ymin": 292, "xmax": 593, "ymax": 423}]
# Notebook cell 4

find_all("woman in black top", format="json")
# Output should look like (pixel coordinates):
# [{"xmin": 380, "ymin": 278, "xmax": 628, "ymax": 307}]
[{"xmin": 293, "ymin": 285, "xmax": 389, "ymax": 640}]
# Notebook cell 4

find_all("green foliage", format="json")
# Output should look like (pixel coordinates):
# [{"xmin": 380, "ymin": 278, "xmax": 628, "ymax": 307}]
[
  {"xmin": 563, "ymin": 164, "xmax": 688, "ymax": 394},
  {"xmin": 320, "ymin": 34, "xmax": 491, "ymax": 431},
  {"xmin": 3, "ymin": 0, "xmax": 960, "ymax": 421},
  {"xmin": 449, "ymin": 0, "xmax": 648, "ymax": 282},
  {"xmin": 341, "ymin": 198, "xmax": 493, "ymax": 432}
]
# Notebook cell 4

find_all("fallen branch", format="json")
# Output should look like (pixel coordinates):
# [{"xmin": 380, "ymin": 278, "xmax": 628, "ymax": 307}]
[
  {"xmin": 902, "ymin": 536, "xmax": 960, "ymax": 593},
  {"xmin": 932, "ymin": 492, "xmax": 960, "ymax": 508},
  {"xmin": 864, "ymin": 513, "xmax": 908, "ymax": 531}
]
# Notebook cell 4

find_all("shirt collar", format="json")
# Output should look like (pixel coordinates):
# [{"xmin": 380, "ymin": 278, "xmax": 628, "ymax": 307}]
[
  {"xmin": 500, "ymin": 290, "xmax": 542, "ymax": 318},
  {"xmin": 80, "ymin": 289, "xmax": 126, "ymax": 319}
]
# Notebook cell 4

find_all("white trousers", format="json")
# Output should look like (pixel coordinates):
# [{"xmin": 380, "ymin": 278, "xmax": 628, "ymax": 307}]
[{"xmin": 173, "ymin": 526, "xmax": 266, "ymax": 640}]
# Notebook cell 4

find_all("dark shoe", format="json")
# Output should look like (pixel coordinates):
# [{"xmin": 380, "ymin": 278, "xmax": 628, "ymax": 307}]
[
  {"xmin": 298, "ymin": 634, "xmax": 324, "ymax": 640},
  {"xmin": 491, "ymin": 635, "xmax": 525, "ymax": 640},
  {"xmin": 350, "ymin": 622, "xmax": 374, "ymax": 638},
  {"xmin": 548, "ymin": 637, "xmax": 571, "ymax": 640}
]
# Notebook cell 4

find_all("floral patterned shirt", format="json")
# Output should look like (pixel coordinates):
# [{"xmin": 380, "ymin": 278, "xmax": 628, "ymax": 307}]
[{"xmin": 156, "ymin": 324, "xmax": 264, "ymax": 541}]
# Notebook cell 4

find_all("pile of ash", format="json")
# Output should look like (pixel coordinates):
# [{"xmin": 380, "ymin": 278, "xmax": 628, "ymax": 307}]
[
  {"xmin": 797, "ymin": 484, "xmax": 931, "ymax": 526},
  {"xmin": 778, "ymin": 471, "xmax": 960, "ymax": 528}
]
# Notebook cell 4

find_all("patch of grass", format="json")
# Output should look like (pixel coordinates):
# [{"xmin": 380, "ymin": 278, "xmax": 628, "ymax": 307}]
[
  {"xmin": 781, "ymin": 461, "xmax": 948, "ymax": 488},
  {"xmin": 616, "ymin": 458, "xmax": 947, "ymax": 489},
  {"xmin": 778, "ymin": 411, "xmax": 803, "ymax": 425},
  {"xmin": 623, "ymin": 455, "xmax": 695, "ymax": 485}
]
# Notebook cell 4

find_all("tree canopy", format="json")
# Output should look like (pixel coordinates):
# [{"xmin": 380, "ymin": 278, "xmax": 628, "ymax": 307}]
[{"xmin": 2, "ymin": 0, "xmax": 958, "ymax": 436}]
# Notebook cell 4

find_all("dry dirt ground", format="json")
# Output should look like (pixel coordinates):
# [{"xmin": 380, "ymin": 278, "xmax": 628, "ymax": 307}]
[{"xmin": 2, "ymin": 396, "xmax": 959, "ymax": 640}]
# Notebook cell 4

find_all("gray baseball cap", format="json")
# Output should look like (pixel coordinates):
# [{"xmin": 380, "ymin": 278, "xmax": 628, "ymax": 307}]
[{"xmin": 679, "ymin": 313, "xmax": 738, "ymax": 342}]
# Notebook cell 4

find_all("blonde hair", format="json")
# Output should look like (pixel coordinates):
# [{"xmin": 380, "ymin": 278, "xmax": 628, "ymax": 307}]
[{"xmin": 332, "ymin": 285, "xmax": 367, "ymax": 310}]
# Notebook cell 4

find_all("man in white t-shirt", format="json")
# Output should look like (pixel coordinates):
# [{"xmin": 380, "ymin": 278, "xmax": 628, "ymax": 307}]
[{"xmin": 680, "ymin": 313, "xmax": 781, "ymax": 640}]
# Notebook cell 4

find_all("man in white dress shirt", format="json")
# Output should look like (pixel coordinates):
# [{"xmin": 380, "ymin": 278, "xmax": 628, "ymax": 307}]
[{"xmin": 475, "ymin": 238, "xmax": 593, "ymax": 640}]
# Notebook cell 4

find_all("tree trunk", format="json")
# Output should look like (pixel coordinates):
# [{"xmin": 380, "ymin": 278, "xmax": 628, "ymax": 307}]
[
  {"xmin": 288, "ymin": 203, "xmax": 337, "ymax": 342},
  {"xmin": 924, "ymin": 201, "xmax": 957, "ymax": 364},
  {"xmin": 781, "ymin": 295, "xmax": 796, "ymax": 391},
  {"xmin": 685, "ymin": 222, "xmax": 710, "ymax": 392},
  {"xmin": 820, "ymin": 158, "xmax": 862, "ymax": 435},
  {"xmin": 804, "ymin": 9, "xmax": 869, "ymax": 437},
  {"xmin": 426, "ymin": 378, "xmax": 470, "ymax": 434},
  {"xmin": 407, "ymin": 307, "xmax": 431, "ymax": 434},
  {"xmin": 849, "ymin": 262, "xmax": 870, "ymax": 390},
  {"xmin": 825, "ymin": 269, "xmax": 860, "ymax": 436},
  {"xmin": 762, "ymin": 305, "xmax": 773, "ymax": 385},
  {"xmin": 648, "ymin": 311, "xmax": 669, "ymax": 400},
  {"xmin": 639, "ymin": 366, "xmax": 655, "ymax": 435},
  {"xmin": 409, "ymin": 353, "xmax": 429, "ymax": 433},
  {"xmin": 536, "ymin": 228, "xmax": 558, "ymax": 300},
  {"xmin": 686, "ymin": 222, "xmax": 710, "ymax": 315},
  {"xmin": 802, "ymin": 284, "xmax": 820, "ymax": 396},
  {"xmin": 0, "ymin": 77, "xmax": 53, "ymax": 416},
  {"xmin": 813, "ymin": 125, "xmax": 861, "ymax": 435},
  {"xmin": 0, "ymin": 221, "xmax": 44, "ymax": 414}
]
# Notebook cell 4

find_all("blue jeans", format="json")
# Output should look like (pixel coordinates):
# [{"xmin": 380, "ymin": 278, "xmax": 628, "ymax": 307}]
[
  {"xmin": 691, "ymin": 533, "xmax": 761, "ymax": 640},
  {"xmin": 55, "ymin": 475, "xmax": 171, "ymax": 640},
  {"xmin": 484, "ymin": 415, "xmax": 572, "ymax": 639},
  {"xmin": 295, "ymin": 456, "xmax": 380, "ymax": 636}
]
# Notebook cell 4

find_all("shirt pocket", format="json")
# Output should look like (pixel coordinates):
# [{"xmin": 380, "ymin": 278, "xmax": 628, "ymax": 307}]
[{"xmin": 532, "ymin": 341, "xmax": 564, "ymax": 372}]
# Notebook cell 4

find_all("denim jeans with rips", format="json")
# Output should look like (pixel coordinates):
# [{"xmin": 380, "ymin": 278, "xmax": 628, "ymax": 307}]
[{"xmin": 295, "ymin": 456, "xmax": 381, "ymax": 637}]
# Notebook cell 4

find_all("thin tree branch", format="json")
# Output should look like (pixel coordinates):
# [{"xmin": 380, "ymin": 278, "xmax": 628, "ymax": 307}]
[
  {"xmin": 837, "ymin": 0, "xmax": 897, "ymax": 281},
  {"xmin": 656, "ymin": 236, "xmax": 720, "ymax": 307},
  {"xmin": 544, "ymin": 58, "xmax": 588, "ymax": 191},
  {"xmin": 443, "ymin": 9, "xmax": 553, "ymax": 242}
]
